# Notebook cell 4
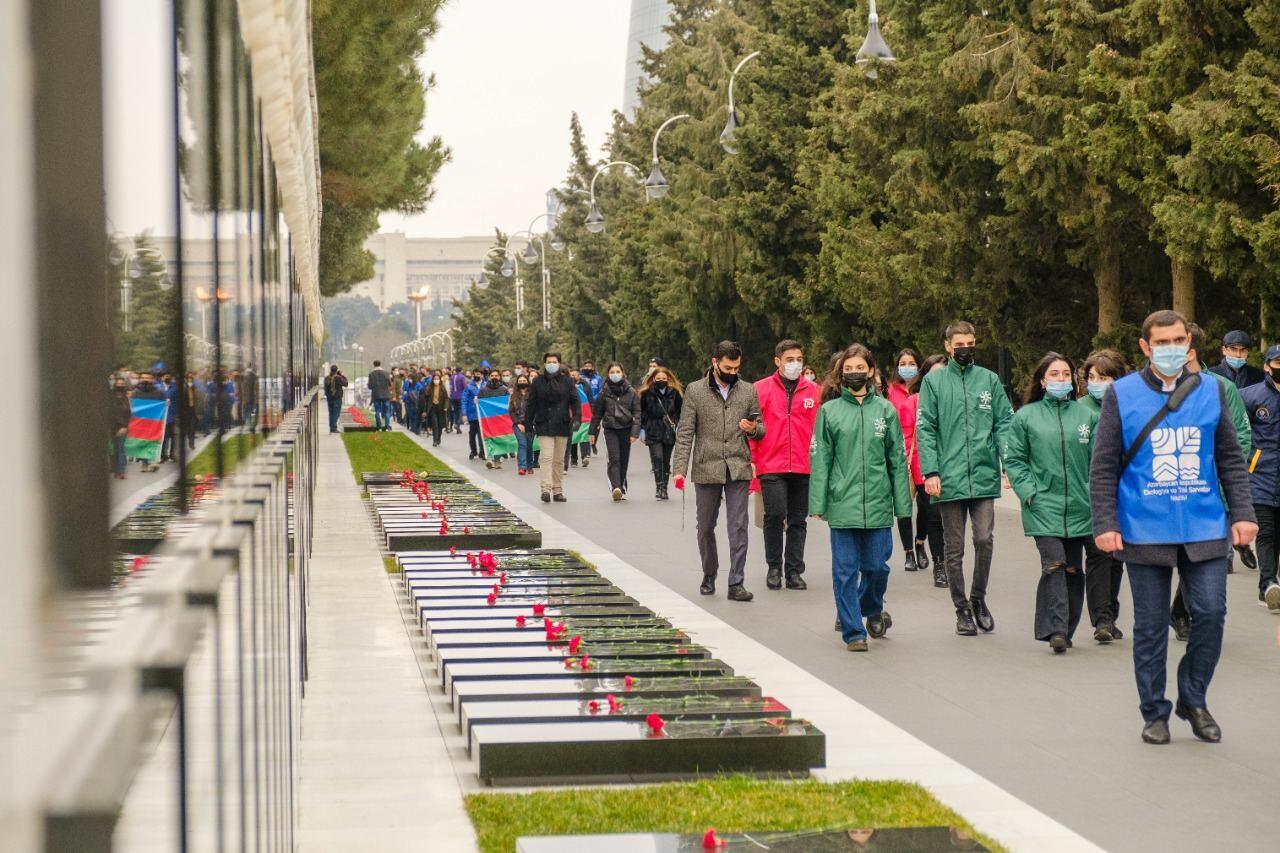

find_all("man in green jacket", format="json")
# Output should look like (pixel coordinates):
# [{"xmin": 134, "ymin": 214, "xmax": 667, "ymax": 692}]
[{"xmin": 916, "ymin": 321, "xmax": 1015, "ymax": 636}]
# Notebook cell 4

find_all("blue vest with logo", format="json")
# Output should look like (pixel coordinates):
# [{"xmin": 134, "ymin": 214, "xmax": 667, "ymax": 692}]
[{"xmin": 1114, "ymin": 372, "xmax": 1227, "ymax": 545}]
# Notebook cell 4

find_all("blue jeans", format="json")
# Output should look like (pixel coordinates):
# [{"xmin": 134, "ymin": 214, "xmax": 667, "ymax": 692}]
[
  {"xmin": 326, "ymin": 395, "xmax": 341, "ymax": 432},
  {"xmin": 1127, "ymin": 552, "xmax": 1227, "ymax": 721},
  {"xmin": 373, "ymin": 399, "xmax": 392, "ymax": 430},
  {"xmin": 830, "ymin": 527, "xmax": 893, "ymax": 643},
  {"xmin": 515, "ymin": 427, "xmax": 532, "ymax": 470}
]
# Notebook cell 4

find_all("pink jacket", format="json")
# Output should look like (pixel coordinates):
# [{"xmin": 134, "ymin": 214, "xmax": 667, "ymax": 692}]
[{"xmin": 749, "ymin": 372, "xmax": 820, "ymax": 475}]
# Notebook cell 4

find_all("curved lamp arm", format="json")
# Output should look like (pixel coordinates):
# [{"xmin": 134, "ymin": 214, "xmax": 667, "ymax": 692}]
[
  {"xmin": 652, "ymin": 114, "xmax": 690, "ymax": 165},
  {"xmin": 727, "ymin": 51, "xmax": 761, "ymax": 113},
  {"xmin": 589, "ymin": 160, "xmax": 643, "ymax": 203}
]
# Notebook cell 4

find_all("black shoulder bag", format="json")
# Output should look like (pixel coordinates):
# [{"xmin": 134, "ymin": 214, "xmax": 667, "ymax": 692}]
[{"xmin": 1120, "ymin": 373, "xmax": 1202, "ymax": 472}]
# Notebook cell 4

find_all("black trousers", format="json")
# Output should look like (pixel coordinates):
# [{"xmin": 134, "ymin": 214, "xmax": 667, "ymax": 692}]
[
  {"xmin": 426, "ymin": 409, "xmax": 445, "ymax": 445},
  {"xmin": 1033, "ymin": 536, "xmax": 1087, "ymax": 641},
  {"xmin": 1084, "ymin": 538, "xmax": 1124, "ymax": 627},
  {"xmin": 468, "ymin": 420, "xmax": 485, "ymax": 458},
  {"xmin": 1256, "ymin": 503, "xmax": 1280, "ymax": 593},
  {"xmin": 759, "ymin": 473, "xmax": 809, "ymax": 576},
  {"xmin": 648, "ymin": 441, "xmax": 673, "ymax": 486},
  {"xmin": 603, "ymin": 428, "xmax": 633, "ymax": 490},
  {"xmin": 914, "ymin": 483, "xmax": 943, "ymax": 559}
]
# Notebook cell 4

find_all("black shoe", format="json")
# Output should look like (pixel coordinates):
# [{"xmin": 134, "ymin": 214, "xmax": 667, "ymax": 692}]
[
  {"xmin": 1236, "ymin": 545, "xmax": 1258, "ymax": 570},
  {"xmin": 469, "ymin": 453, "xmax": 477, "ymax": 459},
  {"xmin": 785, "ymin": 574, "xmax": 807, "ymax": 590},
  {"xmin": 834, "ymin": 618, "xmax": 842, "ymax": 632},
  {"xmin": 868, "ymin": 612, "xmax": 892, "ymax": 638},
  {"xmin": 1142, "ymin": 718, "xmax": 1171, "ymax": 745},
  {"xmin": 971, "ymin": 596, "xmax": 995, "ymax": 633},
  {"xmin": 956, "ymin": 606, "xmax": 978, "ymax": 636},
  {"xmin": 766, "ymin": 569, "xmax": 782, "ymax": 590},
  {"xmin": 904, "ymin": 552, "xmax": 918, "ymax": 572},
  {"xmin": 700, "ymin": 576, "xmax": 716, "ymax": 596},
  {"xmin": 659, "ymin": 485, "xmax": 669, "ymax": 500},
  {"xmin": 933, "ymin": 565, "xmax": 948, "ymax": 588},
  {"xmin": 1093, "ymin": 621, "xmax": 1114, "ymax": 644},
  {"xmin": 915, "ymin": 544, "xmax": 929, "ymax": 572},
  {"xmin": 1111, "ymin": 624, "xmax": 1124, "ymax": 640},
  {"xmin": 540, "ymin": 492, "xmax": 551, "ymax": 503},
  {"xmin": 1171, "ymin": 613, "xmax": 1190, "ymax": 642},
  {"xmin": 553, "ymin": 493, "xmax": 567, "ymax": 503},
  {"xmin": 1050, "ymin": 632, "xmax": 1068, "ymax": 654},
  {"xmin": 727, "ymin": 584, "xmax": 754, "ymax": 602},
  {"xmin": 1175, "ymin": 702, "xmax": 1221, "ymax": 743}
]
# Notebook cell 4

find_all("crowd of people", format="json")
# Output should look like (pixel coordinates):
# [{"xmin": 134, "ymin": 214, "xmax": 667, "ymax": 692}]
[
  {"xmin": 327, "ymin": 309, "xmax": 1280, "ymax": 744},
  {"xmin": 111, "ymin": 362, "xmax": 260, "ymax": 477}
]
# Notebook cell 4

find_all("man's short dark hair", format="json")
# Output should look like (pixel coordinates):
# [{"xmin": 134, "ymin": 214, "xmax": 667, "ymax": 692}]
[
  {"xmin": 543, "ymin": 352, "xmax": 562, "ymax": 363},
  {"xmin": 944, "ymin": 321, "xmax": 976, "ymax": 341},
  {"xmin": 1082, "ymin": 349, "xmax": 1127, "ymax": 381},
  {"xmin": 775, "ymin": 339, "xmax": 803, "ymax": 358},
  {"xmin": 373, "ymin": 360, "xmax": 381, "ymax": 367},
  {"xmin": 1141, "ymin": 309, "xmax": 1187, "ymax": 341},
  {"xmin": 713, "ymin": 340, "xmax": 742, "ymax": 360},
  {"xmin": 1187, "ymin": 322, "xmax": 1208, "ymax": 360}
]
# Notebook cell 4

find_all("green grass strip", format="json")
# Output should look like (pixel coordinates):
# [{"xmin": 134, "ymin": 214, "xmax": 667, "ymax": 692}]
[
  {"xmin": 464, "ymin": 776, "xmax": 1004, "ymax": 853},
  {"xmin": 383, "ymin": 555, "xmax": 400, "ymax": 574},
  {"xmin": 185, "ymin": 431, "xmax": 266, "ymax": 482},
  {"xmin": 340, "ymin": 430, "xmax": 452, "ymax": 483}
]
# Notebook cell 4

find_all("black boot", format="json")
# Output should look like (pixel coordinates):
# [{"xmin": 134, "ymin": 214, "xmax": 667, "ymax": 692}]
[
  {"xmin": 956, "ymin": 606, "xmax": 978, "ymax": 636},
  {"xmin": 766, "ymin": 568, "xmax": 783, "ymax": 590},
  {"xmin": 971, "ymin": 596, "xmax": 995, "ymax": 633},
  {"xmin": 933, "ymin": 562, "xmax": 948, "ymax": 589},
  {"xmin": 914, "ymin": 543, "xmax": 929, "ymax": 572}
]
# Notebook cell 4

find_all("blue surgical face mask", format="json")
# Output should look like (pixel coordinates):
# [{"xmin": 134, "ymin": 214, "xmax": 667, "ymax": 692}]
[
  {"xmin": 1225, "ymin": 355, "xmax": 1247, "ymax": 370},
  {"xmin": 897, "ymin": 366, "xmax": 918, "ymax": 382},
  {"xmin": 1087, "ymin": 380, "xmax": 1110, "ymax": 401},
  {"xmin": 544, "ymin": 363, "xmax": 560, "ymax": 375},
  {"xmin": 1045, "ymin": 381, "xmax": 1073, "ymax": 400},
  {"xmin": 1151, "ymin": 344, "xmax": 1188, "ymax": 376}
]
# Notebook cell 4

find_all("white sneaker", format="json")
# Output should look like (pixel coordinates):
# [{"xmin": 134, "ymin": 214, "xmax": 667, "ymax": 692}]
[{"xmin": 1265, "ymin": 583, "xmax": 1280, "ymax": 612}]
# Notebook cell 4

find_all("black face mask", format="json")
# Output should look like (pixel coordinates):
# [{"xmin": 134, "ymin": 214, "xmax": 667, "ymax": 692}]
[
  {"xmin": 1269, "ymin": 366, "xmax": 1280, "ymax": 384},
  {"xmin": 842, "ymin": 372, "xmax": 870, "ymax": 391},
  {"xmin": 952, "ymin": 346, "xmax": 975, "ymax": 367},
  {"xmin": 517, "ymin": 383, "xmax": 528, "ymax": 389},
  {"xmin": 654, "ymin": 379, "xmax": 668, "ymax": 389},
  {"xmin": 715, "ymin": 366, "xmax": 739, "ymax": 387},
  {"xmin": 488, "ymin": 378, "xmax": 501, "ymax": 388}
]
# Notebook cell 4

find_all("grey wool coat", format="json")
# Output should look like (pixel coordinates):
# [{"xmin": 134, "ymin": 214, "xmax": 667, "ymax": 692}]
[{"xmin": 672, "ymin": 369, "xmax": 766, "ymax": 485}]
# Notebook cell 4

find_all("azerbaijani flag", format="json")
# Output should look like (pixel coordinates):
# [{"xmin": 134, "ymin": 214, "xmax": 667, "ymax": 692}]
[
  {"xmin": 125, "ymin": 397, "xmax": 169, "ymax": 462},
  {"xmin": 572, "ymin": 385, "xmax": 592, "ymax": 444},
  {"xmin": 476, "ymin": 394, "xmax": 518, "ymax": 458}
]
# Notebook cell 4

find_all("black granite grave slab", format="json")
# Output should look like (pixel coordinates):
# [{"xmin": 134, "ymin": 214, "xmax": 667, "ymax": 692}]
[
  {"xmin": 386, "ymin": 528, "xmax": 542, "ymax": 551},
  {"xmin": 417, "ymin": 594, "xmax": 637, "ymax": 615},
  {"xmin": 460, "ymin": 695, "xmax": 791, "ymax": 740},
  {"xmin": 430, "ymin": 626, "xmax": 687, "ymax": 653},
  {"xmin": 513, "ymin": 827, "xmax": 988, "ymax": 852},
  {"xmin": 419, "ymin": 603, "xmax": 653, "ymax": 629},
  {"xmin": 435, "ymin": 643, "xmax": 710, "ymax": 686},
  {"xmin": 451, "ymin": 675, "xmax": 763, "ymax": 720},
  {"xmin": 472, "ymin": 717, "xmax": 824, "ymax": 784},
  {"xmin": 445, "ymin": 657, "xmax": 734, "ymax": 702},
  {"xmin": 407, "ymin": 575, "xmax": 612, "ymax": 592},
  {"xmin": 411, "ymin": 581, "xmax": 622, "ymax": 600},
  {"xmin": 360, "ymin": 472, "xmax": 468, "ymax": 485}
]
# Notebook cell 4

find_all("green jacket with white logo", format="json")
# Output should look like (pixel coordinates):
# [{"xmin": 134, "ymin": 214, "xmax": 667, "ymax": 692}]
[
  {"xmin": 808, "ymin": 388, "xmax": 913, "ymax": 529},
  {"xmin": 916, "ymin": 360, "xmax": 1014, "ymax": 502},
  {"xmin": 1207, "ymin": 370, "xmax": 1252, "ymax": 458},
  {"xmin": 1002, "ymin": 396, "xmax": 1099, "ymax": 538}
]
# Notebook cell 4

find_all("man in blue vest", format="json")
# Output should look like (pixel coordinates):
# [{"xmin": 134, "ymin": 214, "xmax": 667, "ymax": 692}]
[
  {"xmin": 1242, "ymin": 344, "xmax": 1280, "ymax": 612},
  {"xmin": 1090, "ymin": 310, "xmax": 1258, "ymax": 745}
]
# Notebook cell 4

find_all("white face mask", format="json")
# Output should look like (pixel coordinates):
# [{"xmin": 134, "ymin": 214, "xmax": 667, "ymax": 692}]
[
  {"xmin": 544, "ymin": 363, "xmax": 560, "ymax": 375},
  {"xmin": 608, "ymin": 372, "xmax": 623, "ymax": 383},
  {"xmin": 781, "ymin": 362, "xmax": 804, "ymax": 381}
]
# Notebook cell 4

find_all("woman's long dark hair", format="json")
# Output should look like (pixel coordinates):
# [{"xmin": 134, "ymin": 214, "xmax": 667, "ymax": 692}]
[
  {"xmin": 890, "ymin": 347, "xmax": 923, "ymax": 389},
  {"xmin": 1025, "ymin": 352, "xmax": 1077, "ymax": 404},
  {"xmin": 821, "ymin": 343, "xmax": 877, "ymax": 402}
]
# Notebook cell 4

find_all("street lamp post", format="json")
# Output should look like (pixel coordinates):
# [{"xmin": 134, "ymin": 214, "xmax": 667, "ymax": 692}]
[
  {"xmin": 195, "ymin": 286, "xmax": 232, "ymax": 342},
  {"xmin": 645, "ymin": 113, "xmax": 690, "ymax": 200},
  {"xmin": 508, "ymin": 230, "xmax": 549, "ymax": 331},
  {"xmin": 407, "ymin": 284, "xmax": 430, "ymax": 338},
  {"xmin": 585, "ymin": 161, "xmax": 643, "ymax": 235},
  {"xmin": 721, "ymin": 51, "xmax": 761, "ymax": 154}
]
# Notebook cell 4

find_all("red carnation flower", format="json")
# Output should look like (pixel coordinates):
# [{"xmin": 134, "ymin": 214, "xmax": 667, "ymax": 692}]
[
  {"xmin": 646, "ymin": 713, "xmax": 665, "ymax": 736},
  {"xmin": 485, "ymin": 593, "xmax": 496, "ymax": 606},
  {"xmin": 515, "ymin": 615, "xmax": 526, "ymax": 627},
  {"xmin": 568, "ymin": 635, "xmax": 582, "ymax": 654},
  {"xmin": 701, "ymin": 828, "xmax": 725, "ymax": 849},
  {"xmin": 588, "ymin": 700, "xmax": 600, "ymax": 714},
  {"xmin": 532, "ymin": 603, "xmax": 546, "ymax": 616},
  {"xmin": 624, "ymin": 675, "xmax": 635, "ymax": 689}
]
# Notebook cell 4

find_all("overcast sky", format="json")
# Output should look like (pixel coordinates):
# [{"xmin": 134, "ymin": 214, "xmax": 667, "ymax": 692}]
[
  {"xmin": 378, "ymin": 0, "xmax": 632, "ymax": 239},
  {"xmin": 103, "ymin": 0, "xmax": 632, "ymax": 240}
]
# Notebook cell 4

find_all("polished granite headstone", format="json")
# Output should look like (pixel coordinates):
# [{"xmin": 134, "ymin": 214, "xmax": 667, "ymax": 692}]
[
  {"xmin": 471, "ymin": 717, "xmax": 824, "ymax": 784},
  {"xmin": 451, "ymin": 675, "xmax": 763, "ymax": 719},
  {"xmin": 429, "ymin": 626, "xmax": 687, "ymax": 653},
  {"xmin": 419, "ymin": 602, "xmax": 652, "ymax": 629},
  {"xmin": 409, "ymin": 578, "xmax": 617, "ymax": 596},
  {"xmin": 514, "ymin": 828, "xmax": 988, "ymax": 853},
  {"xmin": 436, "ymin": 642, "xmax": 710, "ymax": 685},
  {"xmin": 445, "ymin": 657, "xmax": 734, "ymax": 702},
  {"xmin": 424, "ymin": 615, "xmax": 669, "ymax": 645},
  {"xmin": 460, "ymin": 694, "xmax": 791, "ymax": 738}
]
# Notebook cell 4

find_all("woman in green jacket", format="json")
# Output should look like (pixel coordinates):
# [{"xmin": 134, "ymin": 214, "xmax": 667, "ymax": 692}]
[
  {"xmin": 1002, "ymin": 353, "xmax": 1099, "ymax": 653},
  {"xmin": 810, "ymin": 344, "xmax": 914, "ymax": 652},
  {"xmin": 1078, "ymin": 349, "xmax": 1128, "ymax": 642}
]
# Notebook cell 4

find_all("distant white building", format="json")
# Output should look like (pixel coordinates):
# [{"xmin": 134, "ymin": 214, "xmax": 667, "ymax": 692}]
[
  {"xmin": 623, "ymin": 0, "xmax": 672, "ymax": 119},
  {"xmin": 350, "ymin": 233, "xmax": 495, "ymax": 311}
]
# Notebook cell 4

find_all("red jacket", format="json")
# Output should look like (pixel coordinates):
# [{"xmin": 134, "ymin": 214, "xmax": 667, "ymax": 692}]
[
  {"xmin": 896, "ymin": 392, "xmax": 924, "ymax": 485},
  {"xmin": 749, "ymin": 372, "xmax": 820, "ymax": 475}
]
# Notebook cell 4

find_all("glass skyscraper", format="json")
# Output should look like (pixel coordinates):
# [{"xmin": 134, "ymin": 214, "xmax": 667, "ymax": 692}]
[{"xmin": 623, "ymin": 0, "xmax": 672, "ymax": 117}]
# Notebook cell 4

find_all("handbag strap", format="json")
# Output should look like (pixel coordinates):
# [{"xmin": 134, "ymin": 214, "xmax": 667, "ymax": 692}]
[{"xmin": 1120, "ymin": 373, "xmax": 1202, "ymax": 472}]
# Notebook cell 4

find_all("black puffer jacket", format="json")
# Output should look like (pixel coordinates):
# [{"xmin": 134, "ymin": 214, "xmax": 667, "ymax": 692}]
[
  {"xmin": 590, "ymin": 380, "xmax": 641, "ymax": 438},
  {"xmin": 524, "ymin": 372, "xmax": 580, "ymax": 437},
  {"xmin": 640, "ymin": 385, "xmax": 682, "ymax": 446}
]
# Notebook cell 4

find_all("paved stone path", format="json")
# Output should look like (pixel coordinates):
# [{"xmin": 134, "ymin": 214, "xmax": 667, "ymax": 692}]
[{"xmin": 421, "ymin": 428, "xmax": 1280, "ymax": 853}]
